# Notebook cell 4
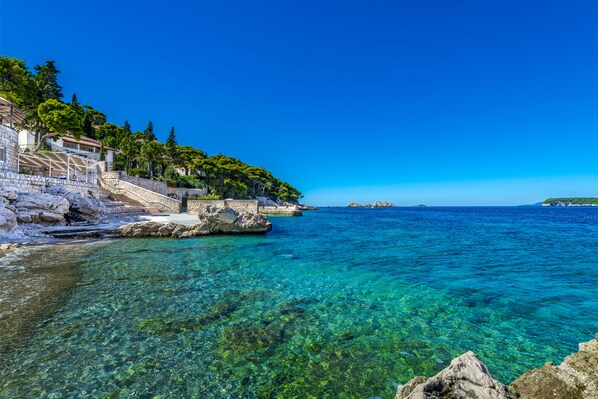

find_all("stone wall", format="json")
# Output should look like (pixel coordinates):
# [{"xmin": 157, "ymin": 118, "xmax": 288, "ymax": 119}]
[
  {"xmin": 0, "ymin": 170, "xmax": 99, "ymax": 196},
  {"xmin": 100, "ymin": 171, "xmax": 208, "ymax": 200},
  {"xmin": 120, "ymin": 174, "xmax": 168, "ymax": 195},
  {"xmin": 101, "ymin": 171, "xmax": 169, "ymax": 195},
  {"xmin": 99, "ymin": 176, "xmax": 181, "ymax": 213},
  {"xmin": 0, "ymin": 125, "xmax": 19, "ymax": 172},
  {"xmin": 167, "ymin": 187, "xmax": 208, "ymax": 200},
  {"xmin": 187, "ymin": 199, "xmax": 259, "ymax": 215}
]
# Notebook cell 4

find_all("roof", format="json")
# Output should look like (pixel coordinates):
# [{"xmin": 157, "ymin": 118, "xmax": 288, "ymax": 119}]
[
  {"xmin": 0, "ymin": 97, "xmax": 26, "ymax": 127},
  {"xmin": 62, "ymin": 135, "xmax": 117, "ymax": 151},
  {"xmin": 19, "ymin": 151, "xmax": 96, "ymax": 175}
]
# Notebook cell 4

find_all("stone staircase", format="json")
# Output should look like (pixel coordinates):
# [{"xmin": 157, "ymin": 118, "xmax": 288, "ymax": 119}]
[{"xmin": 99, "ymin": 188, "xmax": 154, "ymax": 216}]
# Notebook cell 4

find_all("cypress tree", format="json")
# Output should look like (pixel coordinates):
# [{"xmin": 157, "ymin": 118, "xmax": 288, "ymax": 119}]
[
  {"xmin": 34, "ymin": 60, "xmax": 63, "ymax": 101},
  {"xmin": 165, "ymin": 126, "xmax": 177, "ymax": 158},
  {"xmin": 144, "ymin": 121, "xmax": 156, "ymax": 141}
]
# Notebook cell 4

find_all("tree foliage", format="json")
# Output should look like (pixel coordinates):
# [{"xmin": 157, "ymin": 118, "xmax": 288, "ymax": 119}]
[
  {"xmin": 37, "ymin": 99, "xmax": 82, "ymax": 149},
  {"xmin": 0, "ymin": 56, "xmax": 302, "ymax": 202}
]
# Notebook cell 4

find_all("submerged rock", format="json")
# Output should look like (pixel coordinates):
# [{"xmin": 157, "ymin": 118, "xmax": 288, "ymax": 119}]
[
  {"xmin": 395, "ymin": 351, "xmax": 512, "ymax": 399},
  {"xmin": 510, "ymin": 334, "xmax": 598, "ymax": 399}
]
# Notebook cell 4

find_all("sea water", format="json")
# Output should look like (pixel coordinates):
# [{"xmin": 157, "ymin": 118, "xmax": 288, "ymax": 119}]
[{"xmin": 1, "ymin": 207, "xmax": 597, "ymax": 398}]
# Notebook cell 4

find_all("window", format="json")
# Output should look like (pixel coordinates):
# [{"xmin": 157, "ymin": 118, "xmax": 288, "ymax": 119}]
[{"xmin": 0, "ymin": 147, "xmax": 5, "ymax": 163}]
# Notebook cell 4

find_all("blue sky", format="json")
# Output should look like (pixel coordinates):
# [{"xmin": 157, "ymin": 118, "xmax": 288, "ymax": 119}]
[{"xmin": 2, "ymin": 1, "xmax": 597, "ymax": 205}]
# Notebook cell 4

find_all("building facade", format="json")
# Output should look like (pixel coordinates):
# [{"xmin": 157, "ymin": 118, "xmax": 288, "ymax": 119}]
[{"xmin": 0, "ymin": 124, "xmax": 19, "ymax": 172}]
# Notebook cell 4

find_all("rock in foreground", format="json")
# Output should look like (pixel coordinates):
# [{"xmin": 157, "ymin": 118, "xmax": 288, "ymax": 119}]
[
  {"xmin": 117, "ymin": 207, "xmax": 272, "ymax": 238},
  {"xmin": 395, "ymin": 351, "xmax": 512, "ymax": 399},
  {"xmin": 510, "ymin": 334, "xmax": 598, "ymax": 399}
]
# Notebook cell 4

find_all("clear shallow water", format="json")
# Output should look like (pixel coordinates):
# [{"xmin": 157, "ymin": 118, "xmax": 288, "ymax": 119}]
[{"xmin": 1, "ymin": 207, "xmax": 598, "ymax": 398}]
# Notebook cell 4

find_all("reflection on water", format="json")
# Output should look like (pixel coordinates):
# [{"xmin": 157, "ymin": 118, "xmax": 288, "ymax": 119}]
[{"xmin": 1, "ymin": 208, "xmax": 598, "ymax": 398}]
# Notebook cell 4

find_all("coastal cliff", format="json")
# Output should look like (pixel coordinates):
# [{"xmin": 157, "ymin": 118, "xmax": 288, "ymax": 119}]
[{"xmin": 396, "ymin": 333, "xmax": 598, "ymax": 399}]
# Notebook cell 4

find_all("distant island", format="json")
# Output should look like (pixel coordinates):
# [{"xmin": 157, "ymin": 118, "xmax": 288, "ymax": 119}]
[
  {"xmin": 542, "ymin": 198, "xmax": 598, "ymax": 206},
  {"xmin": 347, "ymin": 201, "xmax": 395, "ymax": 208}
]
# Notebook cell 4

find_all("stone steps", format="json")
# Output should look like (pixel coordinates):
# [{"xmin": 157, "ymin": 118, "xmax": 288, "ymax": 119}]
[{"xmin": 99, "ymin": 188, "xmax": 150, "ymax": 216}]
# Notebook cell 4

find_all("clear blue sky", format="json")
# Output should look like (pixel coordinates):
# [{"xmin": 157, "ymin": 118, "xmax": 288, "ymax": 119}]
[{"xmin": 2, "ymin": 1, "xmax": 597, "ymax": 205}]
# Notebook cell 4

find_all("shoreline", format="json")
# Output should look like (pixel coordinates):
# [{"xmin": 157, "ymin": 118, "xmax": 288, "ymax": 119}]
[
  {"xmin": 1, "ymin": 208, "xmax": 597, "ymax": 398},
  {"xmin": 0, "ymin": 240, "xmax": 111, "ymax": 355}
]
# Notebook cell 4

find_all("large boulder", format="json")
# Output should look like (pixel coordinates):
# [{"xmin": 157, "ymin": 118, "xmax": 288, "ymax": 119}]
[
  {"xmin": 12, "ymin": 192, "xmax": 70, "ymax": 225},
  {"xmin": 199, "ymin": 206, "xmax": 272, "ymax": 234},
  {"xmin": 46, "ymin": 186, "xmax": 105, "ymax": 224},
  {"xmin": 510, "ymin": 334, "xmax": 598, "ymax": 399},
  {"xmin": 395, "ymin": 351, "xmax": 512, "ymax": 399}
]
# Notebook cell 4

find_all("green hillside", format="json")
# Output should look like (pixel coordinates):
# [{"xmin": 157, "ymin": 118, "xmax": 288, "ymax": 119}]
[{"xmin": 543, "ymin": 197, "xmax": 598, "ymax": 205}]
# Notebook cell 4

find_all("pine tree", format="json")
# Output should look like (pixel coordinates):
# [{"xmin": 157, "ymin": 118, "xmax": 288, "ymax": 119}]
[
  {"xmin": 123, "ymin": 120, "xmax": 132, "ymax": 134},
  {"xmin": 165, "ymin": 126, "xmax": 177, "ymax": 159},
  {"xmin": 34, "ymin": 60, "xmax": 63, "ymax": 101},
  {"xmin": 144, "ymin": 121, "xmax": 156, "ymax": 141},
  {"xmin": 70, "ymin": 93, "xmax": 84, "ymax": 118}
]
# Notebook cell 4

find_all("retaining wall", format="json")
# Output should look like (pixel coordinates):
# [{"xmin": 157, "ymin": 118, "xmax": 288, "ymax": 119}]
[
  {"xmin": 167, "ymin": 187, "xmax": 207, "ymax": 200},
  {"xmin": 99, "ymin": 177, "xmax": 181, "ymax": 213},
  {"xmin": 187, "ymin": 199, "xmax": 259, "ymax": 215},
  {"xmin": 0, "ymin": 170, "xmax": 99, "ymax": 196}
]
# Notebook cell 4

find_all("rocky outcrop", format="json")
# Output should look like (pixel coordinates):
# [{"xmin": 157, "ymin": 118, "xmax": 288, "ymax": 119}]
[
  {"xmin": 510, "ymin": 334, "xmax": 598, "ymax": 399},
  {"xmin": 347, "ymin": 201, "xmax": 396, "ymax": 207},
  {"xmin": 117, "ymin": 206, "xmax": 272, "ymax": 238},
  {"xmin": 200, "ymin": 207, "xmax": 271, "ymax": 233},
  {"xmin": 0, "ymin": 203, "xmax": 17, "ymax": 232},
  {"xmin": 46, "ymin": 185, "xmax": 105, "ymax": 224},
  {"xmin": 12, "ymin": 192, "xmax": 70, "ymax": 224},
  {"xmin": 396, "ymin": 334, "xmax": 598, "ymax": 399},
  {"xmin": 395, "ymin": 351, "xmax": 512, "ymax": 399}
]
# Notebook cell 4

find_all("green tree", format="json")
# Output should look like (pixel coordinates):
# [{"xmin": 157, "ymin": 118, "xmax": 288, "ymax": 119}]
[
  {"xmin": 123, "ymin": 120, "xmax": 132, "ymax": 134},
  {"xmin": 119, "ymin": 134, "xmax": 140, "ymax": 172},
  {"xmin": 140, "ymin": 140, "xmax": 164, "ymax": 178},
  {"xmin": 34, "ymin": 60, "xmax": 63, "ymax": 101},
  {"xmin": 165, "ymin": 126, "xmax": 177, "ymax": 159},
  {"xmin": 144, "ymin": 121, "xmax": 156, "ymax": 141},
  {"xmin": 0, "ymin": 57, "xmax": 35, "ymax": 106},
  {"xmin": 69, "ymin": 93, "xmax": 85, "ymax": 119},
  {"xmin": 36, "ymin": 99, "xmax": 82, "ymax": 150},
  {"xmin": 177, "ymin": 145, "xmax": 206, "ymax": 175},
  {"xmin": 81, "ymin": 106, "xmax": 106, "ymax": 139}
]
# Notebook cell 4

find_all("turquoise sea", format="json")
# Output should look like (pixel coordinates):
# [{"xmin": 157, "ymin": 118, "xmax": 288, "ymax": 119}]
[{"xmin": 1, "ymin": 207, "xmax": 598, "ymax": 398}]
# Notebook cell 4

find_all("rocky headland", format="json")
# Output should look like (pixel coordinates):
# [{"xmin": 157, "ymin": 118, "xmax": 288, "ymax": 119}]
[
  {"xmin": 347, "ymin": 201, "xmax": 396, "ymax": 208},
  {"xmin": 396, "ymin": 333, "xmax": 598, "ymax": 399}
]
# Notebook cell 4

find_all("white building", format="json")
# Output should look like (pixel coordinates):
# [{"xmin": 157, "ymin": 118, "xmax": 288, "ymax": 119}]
[{"xmin": 50, "ymin": 135, "xmax": 116, "ymax": 163}]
